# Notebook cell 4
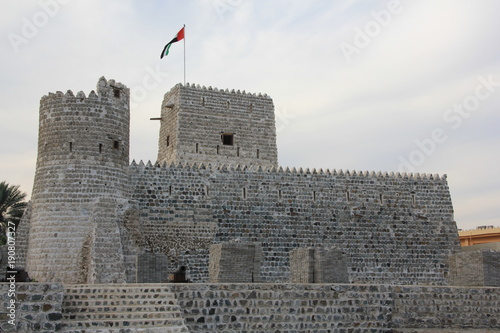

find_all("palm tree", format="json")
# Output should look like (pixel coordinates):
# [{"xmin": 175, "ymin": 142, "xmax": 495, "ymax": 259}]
[{"xmin": 0, "ymin": 181, "xmax": 28, "ymax": 245}]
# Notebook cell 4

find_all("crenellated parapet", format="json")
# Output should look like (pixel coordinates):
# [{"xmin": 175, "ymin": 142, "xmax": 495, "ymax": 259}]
[
  {"xmin": 40, "ymin": 76, "xmax": 129, "ymax": 110},
  {"xmin": 165, "ymin": 82, "xmax": 272, "ymax": 98},
  {"xmin": 130, "ymin": 159, "xmax": 447, "ymax": 182}
]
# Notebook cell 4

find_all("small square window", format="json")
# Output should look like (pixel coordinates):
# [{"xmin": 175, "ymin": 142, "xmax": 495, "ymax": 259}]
[
  {"xmin": 221, "ymin": 133, "xmax": 234, "ymax": 146},
  {"xmin": 113, "ymin": 89, "xmax": 121, "ymax": 98},
  {"xmin": 114, "ymin": 141, "xmax": 120, "ymax": 149}
]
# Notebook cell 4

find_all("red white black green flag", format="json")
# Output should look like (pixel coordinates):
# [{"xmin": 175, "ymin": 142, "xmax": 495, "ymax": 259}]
[{"xmin": 160, "ymin": 26, "xmax": 185, "ymax": 59}]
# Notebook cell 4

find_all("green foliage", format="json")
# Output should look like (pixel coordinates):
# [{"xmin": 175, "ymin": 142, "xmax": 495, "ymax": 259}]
[{"xmin": 0, "ymin": 181, "xmax": 28, "ymax": 245}]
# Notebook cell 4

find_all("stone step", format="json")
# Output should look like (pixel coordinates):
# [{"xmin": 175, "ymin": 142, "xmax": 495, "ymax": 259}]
[
  {"xmin": 63, "ymin": 300, "xmax": 179, "ymax": 310},
  {"xmin": 63, "ymin": 318, "xmax": 187, "ymax": 329},
  {"xmin": 65, "ymin": 288, "xmax": 176, "ymax": 294},
  {"xmin": 62, "ymin": 284, "xmax": 188, "ymax": 332},
  {"xmin": 63, "ymin": 306, "xmax": 180, "ymax": 318},
  {"xmin": 63, "ymin": 297, "xmax": 178, "ymax": 306},
  {"xmin": 63, "ymin": 304, "xmax": 181, "ymax": 314},
  {"xmin": 65, "ymin": 284, "xmax": 176, "ymax": 292},
  {"xmin": 64, "ymin": 292, "xmax": 177, "ymax": 300},
  {"xmin": 62, "ymin": 327, "xmax": 188, "ymax": 333},
  {"xmin": 64, "ymin": 310, "xmax": 182, "ymax": 320}
]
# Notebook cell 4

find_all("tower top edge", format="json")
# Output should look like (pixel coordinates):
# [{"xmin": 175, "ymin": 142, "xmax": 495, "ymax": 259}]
[
  {"xmin": 165, "ymin": 82, "xmax": 272, "ymax": 100},
  {"xmin": 40, "ymin": 76, "xmax": 129, "ymax": 102}
]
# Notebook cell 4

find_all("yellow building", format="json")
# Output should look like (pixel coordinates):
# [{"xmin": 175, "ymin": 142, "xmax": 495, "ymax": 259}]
[{"xmin": 459, "ymin": 226, "xmax": 500, "ymax": 246}]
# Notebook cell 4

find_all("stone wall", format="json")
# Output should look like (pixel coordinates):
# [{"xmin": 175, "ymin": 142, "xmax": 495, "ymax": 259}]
[
  {"xmin": 289, "ymin": 247, "xmax": 315, "ymax": 283},
  {"xmin": 390, "ymin": 285, "xmax": 500, "ymax": 329},
  {"xmin": 170, "ymin": 283, "xmax": 500, "ymax": 332},
  {"xmin": 290, "ymin": 247, "xmax": 349, "ymax": 283},
  {"xmin": 0, "ymin": 283, "xmax": 63, "ymax": 332},
  {"xmin": 314, "ymin": 247, "xmax": 349, "ymax": 283},
  {"xmin": 157, "ymin": 83, "xmax": 278, "ymax": 168},
  {"xmin": 170, "ymin": 283, "xmax": 394, "ymax": 332},
  {"xmin": 209, "ymin": 242, "xmax": 262, "ymax": 283},
  {"xmin": 1, "ymin": 282, "xmax": 498, "ymax": 332},
  {"xmin": 129, "ymin": 162, "xmax": 460, "ymax": 285},
  {"xmin": 137, "ymin": 252, "xmax": 169, "ymax": 283},
  {"xmin": 449, "ymin": 250, "xmax": 500, "ymax": 286}
]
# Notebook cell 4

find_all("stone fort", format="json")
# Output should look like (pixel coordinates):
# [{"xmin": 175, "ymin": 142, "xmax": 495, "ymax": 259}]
[
  {"xmin": 16, "ymin": 76, "xmax": 460, "ymax": 285},
  {"xmin": 3, "ymin": 77, "xmax": 499, "ymax": 332}
]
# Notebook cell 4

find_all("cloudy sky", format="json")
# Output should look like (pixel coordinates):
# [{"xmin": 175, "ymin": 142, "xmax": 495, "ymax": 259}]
[{"xmin": 1, "ymin": 0, "xmax": 499, "ymax": 231}]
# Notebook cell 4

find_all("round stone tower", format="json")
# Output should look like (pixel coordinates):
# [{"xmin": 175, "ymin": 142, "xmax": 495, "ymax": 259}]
[{"xmin": 25, "ymin": 77, "xmax": 130, "ymax": 283}]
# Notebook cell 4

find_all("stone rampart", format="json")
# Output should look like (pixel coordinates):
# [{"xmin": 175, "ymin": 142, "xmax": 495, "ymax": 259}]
[
  {"xmin": 1, "ymin": 282, "xmax": 498, "ymax": 332},
  {"xmin": 129, "ymin": 161, "xmax": 460, "ymax": 285},
  {"xmin": 169, "ymin": 283, "xmax": 500, "ymax": 332}
]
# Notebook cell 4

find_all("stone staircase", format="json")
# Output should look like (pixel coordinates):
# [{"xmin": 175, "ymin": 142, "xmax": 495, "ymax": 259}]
[{"xmin": 61, "ymin": 284, "xmax": 189, "ymax": 333}]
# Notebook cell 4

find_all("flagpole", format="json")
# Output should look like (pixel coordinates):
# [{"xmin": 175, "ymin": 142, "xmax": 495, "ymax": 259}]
[{"xmin": 183, "ymin": 24, "xmax": 186, "ymax": 85}]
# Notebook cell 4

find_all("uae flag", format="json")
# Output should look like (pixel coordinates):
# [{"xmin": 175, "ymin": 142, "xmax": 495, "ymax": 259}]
[{"xmin": 160, "ymin": 26, "xmax": 185, "ymax": 59}]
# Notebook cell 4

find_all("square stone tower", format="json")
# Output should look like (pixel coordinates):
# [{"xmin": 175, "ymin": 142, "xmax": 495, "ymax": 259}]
[{"xmin": 157, "ymin": 83, "xmax": 278, "ymax": 167}]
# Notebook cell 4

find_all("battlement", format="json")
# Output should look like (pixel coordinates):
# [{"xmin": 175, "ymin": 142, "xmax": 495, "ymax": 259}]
[
  {"xmin": 130, "ymin": 159, "xmax": 447, "ymax": 182},
  {"xmin": 165, "ymin": 82, "xmax": 272, "ymax": 99},
  {"xmin": 40, "ymin": 76, "xmax": 129, "ymax": 110}
]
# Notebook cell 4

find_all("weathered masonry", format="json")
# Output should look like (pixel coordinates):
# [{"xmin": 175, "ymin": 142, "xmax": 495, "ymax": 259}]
[
  {"xmin": 16, "ymin": 77, "xmax": 461, "ymax": 285},
  {"xmin": 157, "ymin": 83, "xmax": 278, "ymax": 168}
]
